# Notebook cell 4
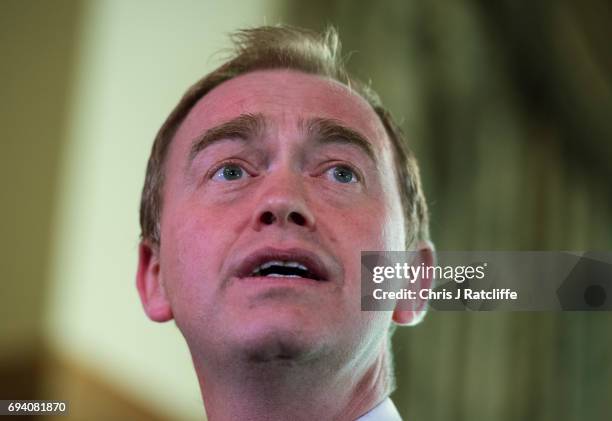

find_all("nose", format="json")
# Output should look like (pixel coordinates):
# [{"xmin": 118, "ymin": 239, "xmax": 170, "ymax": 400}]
[{"xmin": 251, "ymin": 171, "xmax": 316, "ymax": 232}]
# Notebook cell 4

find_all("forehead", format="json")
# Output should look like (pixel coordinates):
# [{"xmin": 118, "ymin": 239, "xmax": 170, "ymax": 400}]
[{"xmin": 173, "ymin": 69, "xmax": 389, "ymax": 149}]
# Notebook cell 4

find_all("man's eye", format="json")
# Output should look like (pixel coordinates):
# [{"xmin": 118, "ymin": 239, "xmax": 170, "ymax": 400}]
[
  {"xmin": 212, "ymin": 163, "xmax": 250, "ymax": 181},
  {"xmin": 325, "ymin": 165, "xmax": 358, "ymax": 184}
]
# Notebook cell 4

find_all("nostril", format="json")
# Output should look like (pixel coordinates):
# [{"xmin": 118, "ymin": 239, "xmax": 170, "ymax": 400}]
[
  {"xmin": 289, "ymin": 212, "xmax": 306, "ymax": 226},
  {"xmin": 260, "ymin": 211, "xmax": 276, "ymax": 225}
]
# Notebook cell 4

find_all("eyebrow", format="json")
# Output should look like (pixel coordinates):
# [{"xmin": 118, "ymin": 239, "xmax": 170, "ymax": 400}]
[
  {"xmin": 187, "ymin": 113, "xmax": 377, "ymax": 168},
  {"xmin": 301, "ymin": 117, "xmax": 377, "ymax": 165},
  {"xmin": 188, "ymin": 113, "xmax": 265, "ymax": 164}
]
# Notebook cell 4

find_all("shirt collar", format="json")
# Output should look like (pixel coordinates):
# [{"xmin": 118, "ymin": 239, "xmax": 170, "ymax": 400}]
[{"xmin": 355, "ymin": 398, "xmax": 403, "ymax": 421}]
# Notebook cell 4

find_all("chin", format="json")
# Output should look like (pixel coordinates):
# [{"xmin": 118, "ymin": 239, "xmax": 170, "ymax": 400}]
[{"xmin": 234, "ymin": 319, "xmax": 325, "ymax": 363}]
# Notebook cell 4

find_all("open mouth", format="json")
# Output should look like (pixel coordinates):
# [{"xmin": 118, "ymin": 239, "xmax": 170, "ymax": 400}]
[
  {"xmin": 251, "ymin": 260, "xmax": 322, "ymax": 281},
  {"xmin": 236, "ymin": 248, "xmax": 330, "ymax": 282}
]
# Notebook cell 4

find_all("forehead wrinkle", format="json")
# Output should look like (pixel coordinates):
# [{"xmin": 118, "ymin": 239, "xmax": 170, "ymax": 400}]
[
  {"xmin": 299, "ymin": 117, "xmax": 379, "ymax": 165},
  {"xmin": 186, "ymin": 112, "xmax": 265, "ymax": 169}
]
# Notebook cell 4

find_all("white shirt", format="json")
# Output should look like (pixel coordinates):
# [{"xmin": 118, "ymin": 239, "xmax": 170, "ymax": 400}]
[{"xmin": 356, "ymin": 398, "xmax": 403, "ymax": 421}]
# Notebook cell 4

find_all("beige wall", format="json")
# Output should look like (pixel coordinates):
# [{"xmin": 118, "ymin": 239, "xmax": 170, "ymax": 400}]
[{"xmin": 0, "ymin": 0, "xmax": 82, "ymax": 361}]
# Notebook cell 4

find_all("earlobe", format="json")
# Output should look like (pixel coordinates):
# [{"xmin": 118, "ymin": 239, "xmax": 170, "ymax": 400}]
[
  {"xmin": 392, "ymin": 241, "xmax": 435, "ymax": 326},
  {"xmin": 136, "ymin": 241, "xmax": 174, "ymax": 322}
]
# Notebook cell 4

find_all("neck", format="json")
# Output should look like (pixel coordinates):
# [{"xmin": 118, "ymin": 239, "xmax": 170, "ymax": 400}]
[{"xmin": 194, "ymin": 341, "xmax": 390, "ymax": 421}]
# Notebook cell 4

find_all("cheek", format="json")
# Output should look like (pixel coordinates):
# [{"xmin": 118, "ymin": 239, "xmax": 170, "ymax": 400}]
[
  {"xmin": 379, "ymin": 206, "xmax": 406, "ymax": 250},
  {"xmin": 327, "ymin": 198, "xmax": 404, "ymax": 251},
  {"xmin": 320, "ymin": 197, "xmax": 405, "ymax": 288},
  {"xmin": 159, "ymin": 204, "xmax": 234, "ymax": 304}
]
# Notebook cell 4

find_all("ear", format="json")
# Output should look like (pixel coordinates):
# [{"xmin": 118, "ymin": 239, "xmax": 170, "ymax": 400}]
[
  {"xmin": 136, "ymin": 241, "xmax": 173, "ymax": 322},
  {"xmin": 392, "ymin": 241, "xmax": 435, "ymax": 326}
]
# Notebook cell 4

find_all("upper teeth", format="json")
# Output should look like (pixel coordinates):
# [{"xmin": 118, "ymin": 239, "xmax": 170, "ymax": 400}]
[{"xmin": 252, "ymin": 260, "xmax": 309, "ymax": 274}]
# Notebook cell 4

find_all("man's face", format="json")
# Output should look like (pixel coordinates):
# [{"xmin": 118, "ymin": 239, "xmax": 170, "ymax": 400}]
[{"xmin": 156, "ymin": 69, "xmax": 406, "ymax": 363}]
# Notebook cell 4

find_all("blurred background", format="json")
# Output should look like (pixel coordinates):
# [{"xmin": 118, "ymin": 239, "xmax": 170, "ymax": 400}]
[{"xmin": 1, "ymin": 0, "xmax": 610, "ymax": 419}]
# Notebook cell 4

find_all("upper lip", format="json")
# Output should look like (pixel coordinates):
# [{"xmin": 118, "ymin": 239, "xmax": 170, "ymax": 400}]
[{"xmin": 232, "ymin": 247, "xmax": 332, "ymax": 282}]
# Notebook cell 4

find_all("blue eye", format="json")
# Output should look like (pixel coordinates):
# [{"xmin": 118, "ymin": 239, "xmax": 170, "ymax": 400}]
[
  {"xmin": 212, "ymin": 163, "xmax": 249, "ymax": 181},
  {"xmin": 326, "ymin": 165, "xmax": 358, "ymax": 184}
]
